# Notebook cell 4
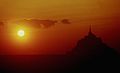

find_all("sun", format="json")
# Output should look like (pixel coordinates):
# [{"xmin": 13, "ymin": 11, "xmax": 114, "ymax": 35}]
[
  {"xmin": 9, "ymin": 23, "xmax": 33, "ymax": 43},
  {"xmin": 17, "ymin": 30, "xmax": 25, "ymax": 37}
]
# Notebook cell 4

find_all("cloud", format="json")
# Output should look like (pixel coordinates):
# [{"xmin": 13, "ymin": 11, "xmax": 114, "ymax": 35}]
[
  {"xmin": 61, "ymin": 19, "xmax": 71, "ymax": 24},
  {"xmin": 22, "ymin": 19, "xmax": 58, "ymax": 28},
  {"xmin": 16, "ymin": 18, "xmax": 71, "ymax": 29}
]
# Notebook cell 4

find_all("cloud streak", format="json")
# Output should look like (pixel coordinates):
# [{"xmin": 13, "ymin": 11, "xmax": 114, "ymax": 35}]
[
  {"xmin": 61, "ymin": 19, "xmax": 71, "ymax": 24},
  {"xmin": 19, "ymin": 19, "xmax": 58, "ymax": 28},
  {"xmin": 18, "ymin": 19, "xmax": 71, "ymax": 29},
  {"xmin": 0, "ymin": 19, "xmax": 71, "ymax": 29}
]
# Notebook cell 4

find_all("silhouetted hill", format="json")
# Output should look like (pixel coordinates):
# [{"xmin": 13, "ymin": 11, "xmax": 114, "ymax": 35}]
[
  {"xmin": 69, "ymin": 26, "xmax": 119, "ymax": 58},
  {"xmin": 67, "ymin": 26, "xmax": 120, "ymax": 72}
]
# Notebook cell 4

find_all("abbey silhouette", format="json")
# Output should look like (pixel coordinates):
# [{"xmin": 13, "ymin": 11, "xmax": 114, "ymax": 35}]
[
  {"xmin": 70, "ymin": 25, "xmax": 118, "ymax": 58},
  {"xmin": 65, "ymin": 25, "xmax": 120, "ymax": 71}
]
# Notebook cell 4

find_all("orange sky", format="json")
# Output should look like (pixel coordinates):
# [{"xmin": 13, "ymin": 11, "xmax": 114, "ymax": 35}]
[
  {"xmin": 0, "ymin": 0, "xmax": 120, "ymax": 54},
  {"xmin": 0, "ymin": 0, "xmax": 119, "ymax": 19}
]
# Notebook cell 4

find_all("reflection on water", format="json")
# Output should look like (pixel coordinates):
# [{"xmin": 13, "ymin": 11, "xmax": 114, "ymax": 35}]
[{"xmin": 0, "ymin": 55, "xmax": 71, "ymax": 73}]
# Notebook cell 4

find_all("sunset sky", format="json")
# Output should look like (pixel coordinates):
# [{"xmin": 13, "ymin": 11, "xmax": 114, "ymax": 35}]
[{"xmin": 0, "ymin": 0, "xmax": 120, "ymax": 54}]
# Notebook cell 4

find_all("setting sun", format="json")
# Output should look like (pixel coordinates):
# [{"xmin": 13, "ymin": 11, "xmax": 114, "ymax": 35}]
[
  {"xmin": 17, "ymin": 30, "xmax": 25, "ymax": 37},
  {"xmin": 8, "ymin": 23, "xmax": 33, "ymax": 44}
]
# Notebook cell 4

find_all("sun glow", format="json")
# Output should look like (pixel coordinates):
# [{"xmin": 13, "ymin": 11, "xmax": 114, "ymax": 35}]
[
  {"xmin": 17, "ymin": 30, "xmax": 25, "ymax": 37},
  {"xmin": 8, "ymin": 23, "xmax": 31, "ymax": 43}
]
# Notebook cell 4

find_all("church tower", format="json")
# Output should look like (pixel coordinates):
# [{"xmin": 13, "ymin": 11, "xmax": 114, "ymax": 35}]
[
  {"xmin": 89, "ymin": 24, "xmax": 92, "ymax": 35},
  {"xmin": 87, "ymin": 24, "xmax": 97, "ymax": 39}
]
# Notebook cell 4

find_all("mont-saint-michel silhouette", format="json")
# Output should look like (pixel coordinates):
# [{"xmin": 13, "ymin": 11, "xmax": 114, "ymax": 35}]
[
  {"xmin": 64, "ymin": 25, "xmax": 120, "ymax": 72},
  {"xmin": 69, "ymin": 26, "xmax": 118, "ymax": 57}
]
